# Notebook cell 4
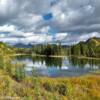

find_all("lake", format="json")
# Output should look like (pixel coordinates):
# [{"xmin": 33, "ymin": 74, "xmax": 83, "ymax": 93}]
[{"xmin": 13, "ymin": 55, "xmax": 100, "ymax": 77}]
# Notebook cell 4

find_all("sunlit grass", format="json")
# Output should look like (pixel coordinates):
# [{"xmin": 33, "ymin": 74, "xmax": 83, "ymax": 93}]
[{"xmin": 0, "ymin": 68, "xmax": 99, "ymax": 100}]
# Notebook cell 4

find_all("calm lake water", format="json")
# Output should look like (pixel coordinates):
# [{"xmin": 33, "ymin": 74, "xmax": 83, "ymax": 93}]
[{"xmin": 13, "ymin": 55, "xmax": 100, "ymax": 77}]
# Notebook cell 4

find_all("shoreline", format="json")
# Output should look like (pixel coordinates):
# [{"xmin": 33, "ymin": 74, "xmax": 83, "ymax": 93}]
[
  {"xmin": 32, "ymin": 54, "xmax": 100, "ymax": 60},
  {"xmin": 8, "ymin": 53, "xmax": 100, "ymax": 60}
]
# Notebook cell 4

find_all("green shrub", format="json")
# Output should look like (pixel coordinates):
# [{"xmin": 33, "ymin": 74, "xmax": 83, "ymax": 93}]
[
  {"xmin": 43, "ymin": 82, "xmax": 54, "ymax": 92},
  {"xmin": 55, "ymin": 84, "xmax": 67, "ymax": 95}
]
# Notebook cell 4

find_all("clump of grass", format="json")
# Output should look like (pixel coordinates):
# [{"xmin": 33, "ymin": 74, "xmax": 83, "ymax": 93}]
[
  {"xmin": 55, "ymin": 83, "xmax": 67, "ymax": 95},
  {"xmin": 13, "ymin": 62, "xmax": 26, "ymax": 82}
]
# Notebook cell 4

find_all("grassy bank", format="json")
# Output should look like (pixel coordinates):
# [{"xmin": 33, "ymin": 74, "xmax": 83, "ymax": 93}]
[{"xmin": 0, "ymin": 69, "xmax": 100, "ymax": 100}]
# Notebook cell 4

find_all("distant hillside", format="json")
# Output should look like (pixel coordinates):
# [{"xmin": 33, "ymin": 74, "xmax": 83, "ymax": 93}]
[
  {"xmin": 0, "ymin": 42, "xmax": 14, "ymax": 55},
  {"xmin": 70, "ymin": 37, "xmax": 100, "ymax": 57},
  {"xmin": 86, "ymin": 37, "xmax": 100, "ymax": 46},
  {"xmin": 13, "ymin": 43, "xmax": 32, "ymax": 48}
]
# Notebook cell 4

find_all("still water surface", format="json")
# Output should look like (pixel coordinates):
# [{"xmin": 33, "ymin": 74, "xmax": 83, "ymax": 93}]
[{"xmin": 13, "ymin": 55, "xmax": 100, "ymax": 77}]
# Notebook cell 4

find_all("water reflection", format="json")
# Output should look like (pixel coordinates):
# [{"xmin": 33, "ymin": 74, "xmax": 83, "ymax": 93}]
[
  {"xmin": 69, "ymin": 57, "xmax": 100, "ymax": 69},
  {"xmin": 13, "ymin": 55, "xmax": 100, "ymax": 77},
  {"xmin": 32, "ymin": 56, "xmax": 62, "ymax": 68}
]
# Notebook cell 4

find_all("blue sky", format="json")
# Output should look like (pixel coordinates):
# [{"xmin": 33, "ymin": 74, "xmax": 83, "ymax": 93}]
[
  {"xmin": 43, "ymin": 13, "xmax": 53, "ymax": 21},
  {"xmin": 0, "ymin": 0, "xmax": 100, "ymax": 45}
]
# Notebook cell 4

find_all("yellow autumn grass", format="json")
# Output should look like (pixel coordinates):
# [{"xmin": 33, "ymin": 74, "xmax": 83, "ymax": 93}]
[{"xmin": 0, "ymin": 69, "xmax": 100, "ymax": 100}]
